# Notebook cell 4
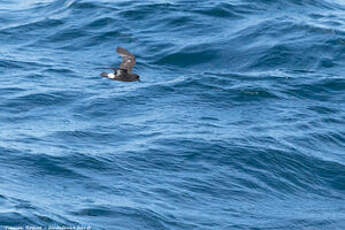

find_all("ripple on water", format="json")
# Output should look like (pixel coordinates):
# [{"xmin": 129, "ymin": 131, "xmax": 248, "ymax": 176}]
[{"xmin": 1, "ymin": 0, "xmax": 345, "ymax": 229}]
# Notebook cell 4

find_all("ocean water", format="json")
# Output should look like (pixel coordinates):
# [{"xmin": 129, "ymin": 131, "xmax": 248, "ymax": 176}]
[{"xmin": 1, "ymin": 0, "xmax": 345, "ymax": 229}]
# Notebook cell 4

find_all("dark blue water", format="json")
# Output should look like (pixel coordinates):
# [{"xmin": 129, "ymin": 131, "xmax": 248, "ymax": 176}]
[{"xmin": 1, "ymin": 0, "xmax": 345, "ymax": 229}]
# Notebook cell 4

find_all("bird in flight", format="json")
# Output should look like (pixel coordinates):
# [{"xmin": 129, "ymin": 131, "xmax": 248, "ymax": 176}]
[{"xmin": 99, "ymin": 47, "xmax": 140, "ymax": 82}]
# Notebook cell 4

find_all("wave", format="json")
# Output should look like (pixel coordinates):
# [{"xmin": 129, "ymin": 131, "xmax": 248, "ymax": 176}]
[{"xmin": 1, "ymin": 0, "xmax": 345, "ymax": 229}]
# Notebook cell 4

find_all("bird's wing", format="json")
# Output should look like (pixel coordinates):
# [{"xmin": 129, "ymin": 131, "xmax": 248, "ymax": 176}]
[{"xmin": 117, "ymin": 47, "xmax": 136, "ymax": 73}]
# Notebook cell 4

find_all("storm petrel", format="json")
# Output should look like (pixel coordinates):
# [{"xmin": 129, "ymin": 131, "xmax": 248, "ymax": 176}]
[{"xmin": 99, "ymin": 47, "xmax": 140, "ymax": 82}]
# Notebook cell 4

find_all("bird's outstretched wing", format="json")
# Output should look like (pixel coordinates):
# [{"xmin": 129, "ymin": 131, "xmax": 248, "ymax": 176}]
[{"xmin": 117, "ymin": 47, "xmax": 136, "ymax": 73}]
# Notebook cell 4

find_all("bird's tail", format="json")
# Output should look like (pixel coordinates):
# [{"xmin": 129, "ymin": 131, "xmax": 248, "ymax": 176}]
[{"xmin": 100, "ymin": 72, "xmax": 108, "ymax": 78}]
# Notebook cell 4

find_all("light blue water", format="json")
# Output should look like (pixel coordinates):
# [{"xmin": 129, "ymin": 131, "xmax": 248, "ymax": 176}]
[{"xmin": 1, "ymin": 0, "xmax": 345, "ymax": 229}]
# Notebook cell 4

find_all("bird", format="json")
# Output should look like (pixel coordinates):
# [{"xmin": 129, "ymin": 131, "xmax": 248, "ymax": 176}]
[{"xmin": 99, "ymin": 47, "xmax": 140, "ymax": 82}]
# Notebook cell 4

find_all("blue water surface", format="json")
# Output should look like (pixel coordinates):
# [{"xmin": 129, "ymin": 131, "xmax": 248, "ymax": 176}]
[{"xmin": 1, "ymin": 0, "xmax": 345, "ymax": 229}]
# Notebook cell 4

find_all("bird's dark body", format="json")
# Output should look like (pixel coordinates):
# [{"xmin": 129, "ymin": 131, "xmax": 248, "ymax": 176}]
[
  {"xmin": 100, "ymin": 69, "xmax": 139, "ymax": 82},
  {"xmin": 98, "ymin": 47, "xmax": 140, "ymax": 82}
]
